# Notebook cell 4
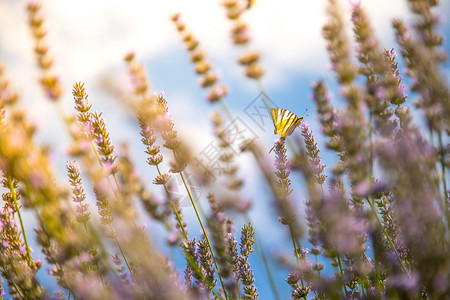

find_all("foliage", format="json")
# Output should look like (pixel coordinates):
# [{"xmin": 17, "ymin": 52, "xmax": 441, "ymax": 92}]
[{"xmin": 0, "ymin": 0, "xmax": 448, "ymax": 299}]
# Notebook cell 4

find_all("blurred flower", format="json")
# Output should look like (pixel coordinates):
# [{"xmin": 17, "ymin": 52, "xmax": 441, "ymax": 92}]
[
  {"xmin": 66, "ymin": 160, "xmax": 90, "ymax": 223},
  {"xmin": 171, "ymin": 14, "xmax": 229, "ymax": 103},
  {"xmin": 26, "ymin": 0, "xmax": 61, "ymax": 101}
]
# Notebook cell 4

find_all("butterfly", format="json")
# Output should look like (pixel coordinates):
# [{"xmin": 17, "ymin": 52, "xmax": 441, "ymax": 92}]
[
  {"xmin": 247, "ymin": 0, "xmax": 255, "ymax": 9},
  {"xmin": 269, "ymin": 108, "xmax": 303, "ymax": 153},
  {"xmin": 271, "ymin": 108, "xmax": 303, "ymax": 139}
]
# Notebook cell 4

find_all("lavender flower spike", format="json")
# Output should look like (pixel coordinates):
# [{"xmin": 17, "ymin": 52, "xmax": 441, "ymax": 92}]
[{"xmin": 300, "ymin": 122, "xmax": 327, "ymax": 185}]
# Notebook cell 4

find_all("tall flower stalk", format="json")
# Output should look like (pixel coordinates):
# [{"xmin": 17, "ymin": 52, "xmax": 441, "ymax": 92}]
[
  {"xmin": 221, "ymin": 0, "xmax": 264, "ymax": 81},
  {"xmin": 238, "ymin": 224, "xmax": 258, "ymax": 299},
  {"xmin": 152, "ymin": 91, "xmax": 230, "ymax": 299},
  {"xmin": 125, "ymin": 53, "xmax": 189, "ymax": 242},
  {"xmin": 272, "ymin": 139, "xmax": 308, "ymax": 299},
  {"xmin": 26, "ymin": 0, "xmax": 62, "ymax": 101},
  {"xmin": 0, "ymin": 177, "xmax": 46, "ymax": 299},
  {"xmin": 171, "ymin": 13, "xmax": 228, "ymax": 104},
  {"xmin": 72, "ymin": 82, "xmax": 134, "ymax": 279},
  {"xmin": 66, "ymin": 160, "xmax": 106, "ymax": 291},
  {"xmin": 1, "ymin": 176, "xmax": 32, "ymax": 264}
]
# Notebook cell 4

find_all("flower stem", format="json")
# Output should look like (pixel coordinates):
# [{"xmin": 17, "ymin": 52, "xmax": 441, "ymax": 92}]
[
  {"xmin": 366, "ymin": 197, "xmax": 408, "ymax": 274},
  {"xmin": 368, "ymin": 111, "xmax": 374, "ymax": 177},
  {"xmin": 83, "ymin": 222, "xmax": 106, "ymax": 291},
  {"xmin": 336, "ymin": 256, "xmax": 348, "ymax": 297},
  {"xmin": 10, "ymin": 277, "xmax": 24, "ymax": 298},
  {"xmin": 179, "ymin": 171, "xmax": 229, "ymax": 300},
  {"xmin": 288, "ymin": 223, "xmax": 306, "ymax": 299},
  {"xmin": 155, "ymin": 167, "xmax": 221, "ymax": 298},
  {"xmin": 437, "ymin": 131, "xmax": 450, "ymax": 229},
  {"xmin": 7, "ymin": 176, "xmax": 32, "ymax": 263},
  {"xmin": 315, "ymin": 255, "xmax": 321, "ymax": 278},
  {"xmin": 363, "ymin": 252, "xmax": 373, "ymax": 269},
  {"xmin": 109, "ymin": 224, "xmax": 133, "ymax": 275},
  {"xmin": 155, "ymin": 165, "xmax": 188, "ymax": 240}
]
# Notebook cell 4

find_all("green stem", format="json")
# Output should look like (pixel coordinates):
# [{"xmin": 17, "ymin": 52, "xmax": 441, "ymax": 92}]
[
  {"xmin": 366, "ymin": 197, "xmax": 409, "ymax": 274},
  {"xmin": 155, "ymin": 165, "xmax": 188, "ymax": 239},
  {"xmin": 155, "ymin": 165, "xmax": 221, "ymax": 298},
  {"xmin": 10, "ymin": 277, "xmax": 24, "ymax": 298},
  {"xmin": 89, "ymin": 142, "xmax": 121, "ymax": 206},
  {"xmin": 437, "ymin": 131, "xmax": 450, "ymax": 229},
  {"xmin": 112, "ymin": 173, "xmax": 122, "ymax": 194},
  {"xmin": 336, "ymin": 256, "xmax": 348, "ymax": 297},
  {"xmin": 369, "ymin": 111, "xmax": 374, "ymax": 177},
  {"xmin": 71, "ymin": 289, "xmax": 77, "ymax": 300},
  {"xmin": 179, "ymin": 172, "xmax": 229, "ymax": 300},
  {"xmin": 288, "ymin": 224, "xmax": 306, "ymax": 299},
  {"xmin": 83, "ymin": 223, "xmax": 106, "ymax": 291},
  {"xmin": 170, "ymin": 201, "xmax": 189, "ymax": 240},
  {"xmin": 429, "ymin": 128, "xmax": 434, "ymax": 147},
  {"xmin": 67, "ymin": 291, "xmax": 71, "ymax": 300},
  {"xmin": 8, "ymin": 176, "xmax": 32, "ymax": 263},
  {"xmin": 363, "ymin": 252, "xmax": 373, "ymax": 269},
  {"xmin": 397, "ymin": 104, "xmax": 403, "ymax": 129},
  {"xmin": 315, "ymin": 255, "xmax": 321, "ymax": 278},
  {"xmin": 90, "ymin": 142, "xmax": 105, "ymax": 169},
  {"xmin": 109, "ymin": 224, "xmax": 133, "ymax": 275}
]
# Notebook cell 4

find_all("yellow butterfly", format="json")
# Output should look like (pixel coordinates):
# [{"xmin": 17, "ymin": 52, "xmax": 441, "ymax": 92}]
[
  {"xmin": 270, "ymin": 108, "xmax": 303, "ymax": 139},
  {"xmin": 269, "ymin": 108, "xmax": 303, "ymax": 153},
  {"xmin": 247, "ymin": 0, "xmax": 255, "ymax": 9}
]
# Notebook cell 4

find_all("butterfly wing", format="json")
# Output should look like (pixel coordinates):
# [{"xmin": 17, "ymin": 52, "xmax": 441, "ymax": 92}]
[
  {"xmin": 283, "ymin": 116, "xmax": 303, "ymax": 137},
  {"xmin": 270, "ymin": 108, "xmax": 281, "ymax": 133}
]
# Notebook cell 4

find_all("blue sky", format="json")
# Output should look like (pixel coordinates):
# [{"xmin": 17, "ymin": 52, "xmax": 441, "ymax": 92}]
[{"xmin": 0, "ymin": 0, "xmax": 449, "ymax": 298}]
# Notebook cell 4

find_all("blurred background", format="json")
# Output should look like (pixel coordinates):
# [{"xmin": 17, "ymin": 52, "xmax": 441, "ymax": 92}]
[{"xmin": 0, "ymin": 0, "xmax": 449, "ymax": 298}]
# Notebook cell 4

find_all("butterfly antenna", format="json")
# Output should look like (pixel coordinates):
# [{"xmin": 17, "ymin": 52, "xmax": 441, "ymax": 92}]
[{"xmin": 302, "ymin": 109, "xmax": 309, "ymax": 118}]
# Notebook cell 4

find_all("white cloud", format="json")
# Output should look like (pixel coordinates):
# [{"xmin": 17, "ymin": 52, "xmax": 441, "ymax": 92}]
[{"xmin": 0, "ymin": 0, "xmax": 412, "ymax": 93}]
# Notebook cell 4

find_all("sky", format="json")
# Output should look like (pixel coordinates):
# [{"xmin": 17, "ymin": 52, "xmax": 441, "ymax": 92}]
[{"xmin": 0, "ymin": 0, "xmax": 449, "ymax": 298}]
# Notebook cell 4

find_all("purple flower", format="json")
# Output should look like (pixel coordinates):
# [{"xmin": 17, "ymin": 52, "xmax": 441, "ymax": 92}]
[{"xmin": 301, "ymin": 122, "xmax": 327, "ymax": 183}]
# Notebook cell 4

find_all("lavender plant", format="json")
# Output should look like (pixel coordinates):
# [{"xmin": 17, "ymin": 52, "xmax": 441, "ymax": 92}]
[{"xmin": 0, "ymin": 0, "xmax": 448, "ymax": 299}]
